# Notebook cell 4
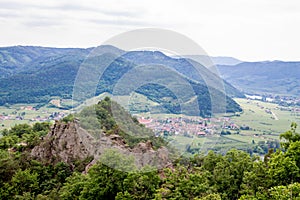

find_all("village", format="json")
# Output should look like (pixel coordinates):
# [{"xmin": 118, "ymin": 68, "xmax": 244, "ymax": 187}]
[
  {"xmin": 0, "ymin": 105, "xmax": 67, "ymax": 129},
  {"xmin": 138, "ymin": 116, "xmax": 240, "ymax": 137}
]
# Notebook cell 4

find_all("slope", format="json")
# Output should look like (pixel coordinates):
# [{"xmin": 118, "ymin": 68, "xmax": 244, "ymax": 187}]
[
  {"xmin": 218, "ymin": 61, "xmax": 300, "ymax": 96},
  {"xmin": 0, "ymin": 46, "xmax": 243, "ymax": 116}
]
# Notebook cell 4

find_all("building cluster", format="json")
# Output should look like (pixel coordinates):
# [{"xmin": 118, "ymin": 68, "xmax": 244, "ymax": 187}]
[
  {"xmin": 138, "ymin": 116, "xmax": 240, "ymax": 137},
  {"xmin": 0, "ymin": 110, "xmax": 66, "ymax": 123},
  {"xmin": 30, "ymin": 112, "xmax": 66, "ymax": 122}
]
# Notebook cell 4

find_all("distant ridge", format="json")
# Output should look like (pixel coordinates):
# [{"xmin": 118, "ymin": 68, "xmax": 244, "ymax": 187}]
[
  {"xmin": 179, "ymin": 55, "xmax": 243, "ymax": 66},
  {"xmin": 211, "ymin": 56, "xmax": 243, "ymax": 66},
  {"xmin": 217, "ymin": 61, "xmax": 300, "ymax": 96}
]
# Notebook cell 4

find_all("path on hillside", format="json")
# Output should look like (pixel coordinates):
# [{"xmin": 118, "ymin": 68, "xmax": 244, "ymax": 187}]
[{"xmin": 271, "ymin": 111, "xmax": 279, "ymax": 120}]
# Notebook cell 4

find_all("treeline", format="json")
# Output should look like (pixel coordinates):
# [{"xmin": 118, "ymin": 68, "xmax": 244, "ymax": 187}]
[
  {"xmin": 0, "ymin": 122, "xmax": 300, "ymax": 199},
  {"xmin": 0, "ymin": 98, "xmax": 299, "ymax": 199}
]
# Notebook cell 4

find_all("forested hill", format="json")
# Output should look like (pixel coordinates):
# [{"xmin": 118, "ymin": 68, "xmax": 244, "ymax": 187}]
[
  {"xmin": 0, "ymin": 46, "xmax": 92, "ymax": 77},
  {"xmin": 0, "ymin": 45, "xmax": 243, "ymax": 116},
  {"xmin": 0, "ymin": 98, "xmax": 300, "ymax": 199},
  {"xmin": 218, "ymin": 61, "xmax": 300, "ymax": 96}
]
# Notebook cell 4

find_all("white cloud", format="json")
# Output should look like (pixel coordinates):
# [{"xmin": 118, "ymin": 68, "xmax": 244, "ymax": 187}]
[{"xmin": 0, "ymin": 0, "xmax": 299, "ymax": 61}]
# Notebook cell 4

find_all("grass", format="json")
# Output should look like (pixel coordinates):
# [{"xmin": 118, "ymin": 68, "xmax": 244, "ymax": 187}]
[
  {"xmin": 223, "ymin": 134, "xmax": 265, "ymax": 143},
  {"xmin": 168, "ymin": 135, "xmax": 211, "ymax": 152},
  {"xmin": 0, "ymin": 103, "xmax": 69, "ymax": 131},
  {"xmin": 231, "ymin": 98, "xmax": 300, "ymax": 135}
]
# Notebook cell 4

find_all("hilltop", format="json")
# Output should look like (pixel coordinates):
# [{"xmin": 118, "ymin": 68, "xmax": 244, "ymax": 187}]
[
  {"xmin": 0, "ymin": 45, "xmax": 243, "ymax": 116},
  {"xmin": 31, "ymin": 97, "xmax": 171, "ymax": 171}
]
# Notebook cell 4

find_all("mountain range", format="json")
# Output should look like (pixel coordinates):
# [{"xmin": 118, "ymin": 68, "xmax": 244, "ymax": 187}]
[
  {"xmin": 217, "ymin": 61, "xmax": 300, "ymax": 96},
  {"xmin": 0, "ymin": 45, "xmax": 245, "ymax": 116}
]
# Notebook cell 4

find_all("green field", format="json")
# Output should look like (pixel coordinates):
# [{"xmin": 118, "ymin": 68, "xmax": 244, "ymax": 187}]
[
  {"xmin": 153, "ymin": 98, "xmax": 300, "ymax": 154},
  {"xmin": 0, "ymin": 104, "xmax": 69, "ymax": 131},
  {"xmin": 231, "ymin": 98, "xmax": 300, "ymax": 135}
]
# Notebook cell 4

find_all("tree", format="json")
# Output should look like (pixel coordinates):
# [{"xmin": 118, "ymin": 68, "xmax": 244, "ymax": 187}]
[
  {"xmin": 194, "ymin": 193, "xmax": 221, "ymax": 200},
  {"xmin": 269, "ymin": 182, "xmax": 300, "ymax": 200},
  {"xmin": 116, "ymin": 167, "xmax": 161, "ymax": 200},
  {"xmin": 7, "ymin": 169, "xmax": 39, "ymax": 198},
  {"xmin": 32, "ymin": 122, "xmax": 51, "ymax": 136},
  {"xmin": 286, "ymin": 141, "xmax": 300, "ymax": 169},
  {"xmin": 9, "ymin": 124, "xmax": 32, "ymax": 138},
  {"xmin": 59, "ymin": 172, "xmax": 88, "ymax": 200},
  {"xmin": 0, "ymin": 149, "xmax": 19, "ymax": 187},
  {"xmin": 213, "ymin": 149, "xmax": 253, "ymax": 200},
  {"xmin": 155, "ymin": 165, "xmax": 213, "ymax": 199},
  {"xmin": 280, "ymin": 122, "xmax": 300, "ymax": 150},
  {"xmin": 80, "ymin": 162, "xmax": 127, "ymax": 200},
  {"xmin": 241, "ymin": 161, "xmax": 269, "ymax": 196},
  {"xmin": 79, "ymin": 149, "xmax": 136, "ymax": 200},
  {"xmin": 267, "ymin": 151, "xmax": 299, "ymax": 186}
]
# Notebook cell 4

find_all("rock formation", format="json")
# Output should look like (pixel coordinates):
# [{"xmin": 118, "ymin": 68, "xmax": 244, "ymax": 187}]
[{"xmin": 31, "ymin": 120, "xmax": 171, "ymax": 171}]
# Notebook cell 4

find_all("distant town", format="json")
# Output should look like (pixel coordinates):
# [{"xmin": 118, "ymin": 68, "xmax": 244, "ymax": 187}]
[
  {"xmin": 245, "ymin": 94, "xmax": 300, "ymax": 107},
  {"xmin": 138, "ymin": 116, "xmax": 240, "ymax": 137}
]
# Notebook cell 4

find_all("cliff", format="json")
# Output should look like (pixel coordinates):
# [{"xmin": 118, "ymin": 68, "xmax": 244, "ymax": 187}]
[{"xmin": 31, "ymin": 120, "xmax": 171, "ymax": 171}]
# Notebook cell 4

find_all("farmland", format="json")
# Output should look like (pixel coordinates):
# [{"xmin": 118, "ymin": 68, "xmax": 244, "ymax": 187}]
[
  {"xmin": 0, "ymin": 103, "xmax": 69, "ymax": 131},
  {"xmin": 1, "ymin": 96, "xmax": 299, "ymax": 155},
  {"xmin": 230, "ymin": 98, "xmax": 300, "ymax": 137},
  {"xmin": 137, "ymin": 98, "xmax": 300, "ymax": 154}
]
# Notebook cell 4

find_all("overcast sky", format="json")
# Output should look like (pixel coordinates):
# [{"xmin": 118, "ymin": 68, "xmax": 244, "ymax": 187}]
[{"xmin": 0, "ymin": 0, "xmax": 299, "ymax": 61}]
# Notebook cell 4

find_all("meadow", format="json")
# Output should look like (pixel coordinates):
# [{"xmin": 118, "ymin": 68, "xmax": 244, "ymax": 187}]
[
  {"xmin": 0, "ymin": 103, "xmax": 68, "ymax": 131},
  {"xmin": 231, "ymin": 98, "xmax": 300, "ymax": 137}
]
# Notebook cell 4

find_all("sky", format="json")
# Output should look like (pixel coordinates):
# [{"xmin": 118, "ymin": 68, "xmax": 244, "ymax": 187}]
[{"xmin": 0, "ymin": 0, "xmax": 300, "ymax": 61}]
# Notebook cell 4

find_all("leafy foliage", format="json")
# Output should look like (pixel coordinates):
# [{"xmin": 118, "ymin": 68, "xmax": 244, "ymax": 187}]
[
  {"xmin": 1, "ymin": 114, "xmax": 300, "ymax": 199},
  {"xmin": 76, "ymin": 97, "xmax": 166, "ymax": 148},
  {"xmin": 0, "ymin": 122, "xmax": 50, "ymax": 150}
]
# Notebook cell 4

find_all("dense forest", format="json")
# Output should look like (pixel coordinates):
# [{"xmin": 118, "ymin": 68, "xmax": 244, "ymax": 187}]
[
  {"xmin": 0, "ymin": 46, "xmax": 243, "ymax": 117},
  {"xmin": 0, "ymin": 98, "xmax": 300, "ymax": 199}
]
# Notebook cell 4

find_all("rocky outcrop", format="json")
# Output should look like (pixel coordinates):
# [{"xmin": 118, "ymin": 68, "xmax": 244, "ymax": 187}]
[
  {"xmin": 31, "ymin": 120, "xmax": 94, "ymax": 166},
  {"xmin": 31, "ymin": 120, "xmax": 171, "ymax": 171}
]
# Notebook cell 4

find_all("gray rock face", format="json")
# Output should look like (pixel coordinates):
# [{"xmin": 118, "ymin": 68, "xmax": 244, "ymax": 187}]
[{"xmin": 31, "ymin": 120, "xmax": 171, "ymax": 171}]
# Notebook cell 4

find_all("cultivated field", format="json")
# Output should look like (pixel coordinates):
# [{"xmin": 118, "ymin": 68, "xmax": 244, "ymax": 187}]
[
  {"xmin": 0, "ymin": 104, "xmax": 69, "ymax": 131},
  {"xmin": 231, "ymin": 98, "xmax": 300, "ymax": 137}
]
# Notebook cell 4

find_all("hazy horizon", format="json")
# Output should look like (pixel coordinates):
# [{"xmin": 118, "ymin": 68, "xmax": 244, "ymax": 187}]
[
  {"xmin": 1, "ymin": 44, "xmax": 300, "ymax": 63},
  {"xmin": 1, "ymin": 0, "xmax": 300, "ymax": 61}
]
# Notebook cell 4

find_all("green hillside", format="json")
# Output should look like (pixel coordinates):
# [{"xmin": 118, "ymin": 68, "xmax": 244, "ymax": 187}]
[
  {"xmin": 218, "ymin": 61, "xmax": 300, "ymax": 96},
  {"xmin": 0, "ymin": 46, "xmax": 243, "ymax": 116}
]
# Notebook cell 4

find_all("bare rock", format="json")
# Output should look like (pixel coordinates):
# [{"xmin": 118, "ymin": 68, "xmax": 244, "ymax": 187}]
[{"xmin": 31, "ymin": 121, "xmax": 172, "ymax": 171}]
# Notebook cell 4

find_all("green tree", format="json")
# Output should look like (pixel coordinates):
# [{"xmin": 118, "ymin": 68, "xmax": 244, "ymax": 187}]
[
  {"xmin": 32, "ymin": 122, "xmax": 51, "ymax": 136},
  {"xmin": 9, "ymin": 124, "xmax": 33, "ymax": 138},
  {"xmin": 213, "ymin": 149, "xmax": 253, "ymax": 200},
  {"xmin": 286, "ymin": 141, "xmax": 300, "ymax": 169},
  {"xmin": 59, "ymin": 172, "xmax": 88, "ymax": 200},
  {"xmin": 241, "ymin": 160, "xmax": 269, "ymax": 196},
  {"xmin": 7, "ymin": 169, "xmax": 39, "ymax": 198},
  {"xmin": 269, "ymin": 182, "xmax": 300, "ymax": 200},
  {"xmin": 116, "ymin": 167, "xmax": 161, "ymax": 200},
  {"xmin": 155, "ymin": 165, "xmax": 213, "ymax": 199},
  {"xmin": 280, "ymin": 122, "xmax": 300, "ymax": 150},
  {"xmin": 267, "ymin": 151, "xmax": 299, "ymax": 186},
  {"xmin": 80, "ymin": 162, "xmax": 127, "ymax": 200}
]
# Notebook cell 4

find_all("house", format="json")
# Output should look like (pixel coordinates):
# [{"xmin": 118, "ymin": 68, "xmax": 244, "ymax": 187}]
[{"xmin": 138, "ymin": 118, "xmax": 153, "ymax": 125}]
